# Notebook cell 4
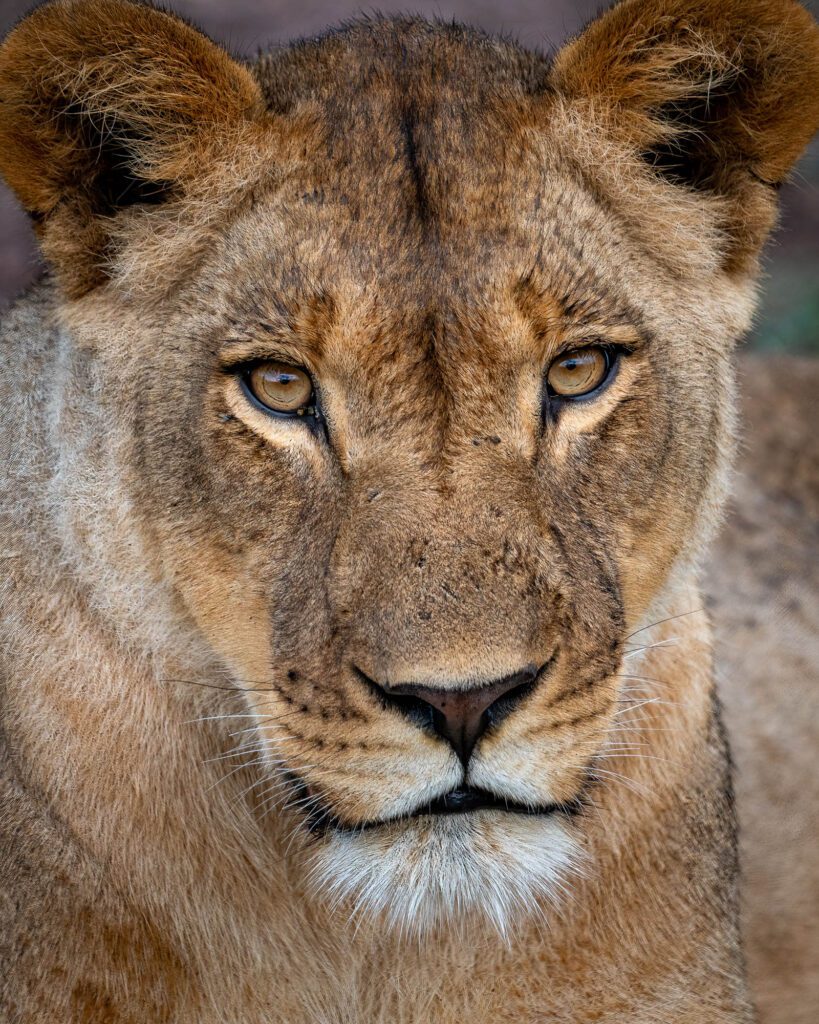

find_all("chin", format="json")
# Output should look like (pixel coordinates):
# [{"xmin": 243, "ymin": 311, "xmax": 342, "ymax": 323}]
[{"xmin": 307, "ymin": 811, "xmax": 584, "ymax": 939}]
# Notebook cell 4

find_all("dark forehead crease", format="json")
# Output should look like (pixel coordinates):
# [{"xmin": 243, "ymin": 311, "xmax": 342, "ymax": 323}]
[
  {"xmin": 253, "ymin": 18, "xmax": 557, "ymax": 245},
  {"xmin": 257, "ymin": 16, "xmax": 550, "ymax": 192},
  {"xmin": 398, "ymin": 101, "xmax": 430, "ymax": 226}
]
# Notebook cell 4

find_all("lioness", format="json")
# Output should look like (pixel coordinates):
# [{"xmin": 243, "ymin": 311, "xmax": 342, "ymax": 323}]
[{"xmin": 0, "ymin": 0, "xmax": 817, "ymax": 1021}]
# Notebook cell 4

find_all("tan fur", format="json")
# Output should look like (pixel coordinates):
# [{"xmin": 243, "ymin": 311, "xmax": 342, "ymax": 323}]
[
  {"xmin": 710, "ymin": 357, "xmax": 819, "ymax": 1024},
  {"xmin": 0, "ymin": 1, "xmax": 817, "ymax": 1020}
]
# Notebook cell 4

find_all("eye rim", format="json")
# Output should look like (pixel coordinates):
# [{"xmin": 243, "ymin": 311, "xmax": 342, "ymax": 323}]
[
  {"xmin": 544, "ymin": 344, "xmax": 621, "ymax": 404},
  {"xmin": 236, "ymin": 359, "xmax": 321, "ymax": 421}
]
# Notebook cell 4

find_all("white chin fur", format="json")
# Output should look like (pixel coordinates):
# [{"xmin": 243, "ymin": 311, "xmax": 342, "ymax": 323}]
[{"xmin": 308, "ymin": 811, "xmax": 583, "ymax": 939}]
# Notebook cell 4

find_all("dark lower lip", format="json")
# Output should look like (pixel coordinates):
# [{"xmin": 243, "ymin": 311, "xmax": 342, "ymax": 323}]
[
  {"xmin": 412, "ymin": 787, "xmax": 582, "ymax": 821},
  {"xmin": 308, "ymin": 787, "xmax": 585, "ymax": 835},
  {"xmin": 424, "ymin": 787, "xmax": 538, "ymax": 816}
]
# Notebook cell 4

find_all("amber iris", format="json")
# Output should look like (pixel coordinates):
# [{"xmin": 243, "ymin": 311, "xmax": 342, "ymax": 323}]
[
  {"xmin": 247, "ymin": 361, "xmax": 314, "ymax": 414},
  {"xmin": 546, "ymin": 347, "xmax": 610, "ymax": 398}
]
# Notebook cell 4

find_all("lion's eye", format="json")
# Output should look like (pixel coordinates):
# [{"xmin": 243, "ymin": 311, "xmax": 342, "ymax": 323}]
[
  {"xmin": 546, "ymin": 347, "xmax": 612, "ymax": 399},
  {"xmin": 245, "ymin": 361, "xmax": 315, "ymax": 415}
]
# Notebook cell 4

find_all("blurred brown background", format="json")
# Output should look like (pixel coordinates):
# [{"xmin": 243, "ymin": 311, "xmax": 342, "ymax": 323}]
[{"xmin": 1, "ymin": 0, "xmax": 817, "ymax": 352}]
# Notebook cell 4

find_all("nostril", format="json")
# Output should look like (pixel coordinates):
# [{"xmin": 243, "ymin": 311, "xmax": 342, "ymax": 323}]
[
  {"xmin": 354, "ymin": 662, "xmax": 547, "ymax": 766},
  {"xmin": 483, "ymin": 672, "xmax": 540, "ymax": 729},
  {"xmin": 353, "ymin": 667, "xmax": 436, "ymax": 732}
]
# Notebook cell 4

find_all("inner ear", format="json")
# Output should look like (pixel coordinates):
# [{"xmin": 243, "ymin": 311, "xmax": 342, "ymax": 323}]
[
  {"xmin": 78, "ymin": 117, "xmax": 176, "ymax": 215},
  {"xmin": 639, "ymin": 72, "xmax": 744, "ymax": 192}
]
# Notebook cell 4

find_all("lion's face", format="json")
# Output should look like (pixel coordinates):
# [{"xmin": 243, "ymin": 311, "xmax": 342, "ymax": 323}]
[
  {"xmin": 4, "ymin": 0, "xmax": 816, "ymax": 935},
  {"xmin": 87, "ymin": 62, "xmax": 739, "ymax": 933}
]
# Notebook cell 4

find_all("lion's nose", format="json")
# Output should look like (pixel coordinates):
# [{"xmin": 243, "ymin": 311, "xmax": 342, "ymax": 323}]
[{"xmin": 369, "ymin": 665, "xmax": 540, "ymax": 766}]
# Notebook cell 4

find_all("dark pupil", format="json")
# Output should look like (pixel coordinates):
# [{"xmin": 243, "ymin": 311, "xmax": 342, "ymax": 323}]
[{"xmin": 275, "ymin": 372, "xmax": 299, "ymax": 387}]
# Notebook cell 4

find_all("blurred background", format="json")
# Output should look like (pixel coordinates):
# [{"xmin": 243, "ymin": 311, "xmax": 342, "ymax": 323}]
[{"xmin": 0, "ymin": 0, "xmax": 817, "ymax": 352}]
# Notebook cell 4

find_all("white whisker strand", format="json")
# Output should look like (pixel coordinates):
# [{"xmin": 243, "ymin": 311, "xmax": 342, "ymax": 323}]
[
  {"xmin": 588, "ymin": 766, "xmax": 655, "ymax": 799},
  {"xmin": 622, "ymin": 638, "xmax": 679, "ymax": 658},
  {"xmin": 625, "ymin": 607, "xmax": 705, "ymax": 641}
]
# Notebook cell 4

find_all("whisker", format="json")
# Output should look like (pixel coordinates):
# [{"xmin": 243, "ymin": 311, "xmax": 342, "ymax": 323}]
[
  {"xmin": 616, "ymin": 674, "xmax": 673, "ymax": 688},
  {"xmin": 607, "ymin": 724, "xmax": 687, "ymax": 735},
  {"xmin": 206, "ymin": 756, "xmax": 276, "ymax": 793},
  {"xmin": 228, "ymin": 724, "xmax": 290, "ymax": 739},
  {"xmin": 185, "ymin": 713, "xmax": 267, "ymax": 725},
  {"xmin": 594, "ymin": 752, "xmax": 682, "ymax": 768},
  {"xmin": 622, "ymin": 638, "xmax": 679, "ymax": 658},
  {"xmin": 161, "ymin": 677, "xmax": 275, "ymax": 694},
  {"xmin": 589, "ymin": 766, "xmax": 655, "ymax": 799},
  {"xmin": 599, "ymin": 742, "xmax": 652, "ymax": 750},
  {"xmin": 202, "ymin": 745, "xmax": 269, "ymax": 765},
  {"xmin": 625, "ymin": 607, "xmax": 705, "ymax": 641},
  {"xmin": 612, "ymin": 697, "xmax": 663, "ymax": 715}
]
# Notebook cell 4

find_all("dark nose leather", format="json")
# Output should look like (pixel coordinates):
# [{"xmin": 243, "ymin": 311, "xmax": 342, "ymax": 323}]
[{"xmin": 375, "ymin": 665, "xmax": 539, "ymax": 765}]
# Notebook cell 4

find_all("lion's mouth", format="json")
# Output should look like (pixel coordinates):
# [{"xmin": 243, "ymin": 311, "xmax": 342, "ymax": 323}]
[
  {"xmin": 419, "ymin": 786, "xmax": 565, "ymax": 818},
  {"xmin": 305, "ymin": 785, "xmax": 585, "ymax": 834}
]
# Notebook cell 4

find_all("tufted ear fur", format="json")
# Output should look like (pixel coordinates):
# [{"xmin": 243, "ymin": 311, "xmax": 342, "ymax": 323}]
[
  {"xmin": 551, "ymin": 0, "xmax": 819, "ymax": 273},
  {"xmin": 0, "ymin": 0, "xmax": 265, "ymax": 296}
]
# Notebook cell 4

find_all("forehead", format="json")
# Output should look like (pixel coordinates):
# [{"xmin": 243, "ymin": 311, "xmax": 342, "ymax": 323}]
[
  {"xmin": 204, "ymin": 19, "xmax": 642, "ymax": 366},
  {"xmin": 259, "ymin": 22, "xmax": 548, "ymax": 258}
]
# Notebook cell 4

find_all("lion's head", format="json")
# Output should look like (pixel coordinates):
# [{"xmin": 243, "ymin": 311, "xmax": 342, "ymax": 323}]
[{"xmin": 1, "ymin": 0, "xmax": 817, "ymax": 935}]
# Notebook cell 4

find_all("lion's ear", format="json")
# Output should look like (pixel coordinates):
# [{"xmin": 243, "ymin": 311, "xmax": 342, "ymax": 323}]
[
  {"xmin": 551, "ymin": 0, "xmax": 819, "ymax": 272},
  {"xmin": 0, "ymin": 0, "xmax": 265, "ymax": 295}
]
